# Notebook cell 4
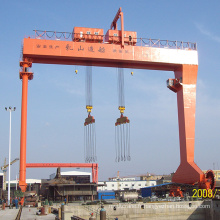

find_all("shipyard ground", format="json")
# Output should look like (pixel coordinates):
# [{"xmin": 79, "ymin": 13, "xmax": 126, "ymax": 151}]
[
  {"xmin": 0, "ymin": 207, "xmax": 56, "ymax": 220},
  {"xmin": 1, "ymin": 200, "xmax": 220, "ymax": 219},
  {"xmin": 58, "ymin": 200, "xmax": 219, "ymax": 220}
]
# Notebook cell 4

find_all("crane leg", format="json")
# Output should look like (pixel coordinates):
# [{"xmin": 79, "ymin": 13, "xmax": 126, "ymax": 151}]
[
  {"xmin": 168, "ymin": 65, "xmax": 215, "ymax": 189},
  {"xmin": 19, "ymin": 59, "xmax": 33, "ymax": 195},
  {"xmin": 19, "ymin": 74, "xmax": 28, "ymax": 193}
]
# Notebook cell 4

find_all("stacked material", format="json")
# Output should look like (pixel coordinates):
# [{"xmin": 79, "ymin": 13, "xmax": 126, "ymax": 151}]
[{"xmin": 24, "ymin": 191, "xmax": 39, "ymax": 207}]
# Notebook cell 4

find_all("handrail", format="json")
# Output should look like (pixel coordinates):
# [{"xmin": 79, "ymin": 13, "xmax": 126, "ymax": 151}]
[
  {"xmin": 31, "ymin": 30, "xmax": 197, "ymax": 50},
  {"xmin": 33, "ymin": 30, "xmax": 72, "ymax": 40}
]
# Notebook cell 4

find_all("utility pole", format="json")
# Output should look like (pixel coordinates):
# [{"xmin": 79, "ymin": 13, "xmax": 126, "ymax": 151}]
[{"xmin": 5, "ymin": 106, "xmax": 16, "ymax": 205}]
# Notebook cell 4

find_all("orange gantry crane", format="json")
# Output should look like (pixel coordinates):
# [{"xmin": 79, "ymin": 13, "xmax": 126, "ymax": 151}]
[{"xmin": 19, "ymin": 7, "xmax": 215, "ymax": 199}]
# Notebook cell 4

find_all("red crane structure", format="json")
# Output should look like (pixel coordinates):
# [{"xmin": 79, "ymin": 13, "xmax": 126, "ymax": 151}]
[
  {"xmin": 19, "ymin": 7, "xmax": 215, "ymax": 199},
  {"xmin": 26, "ymin": 163, "xmax": 98, "ymax": 183}
]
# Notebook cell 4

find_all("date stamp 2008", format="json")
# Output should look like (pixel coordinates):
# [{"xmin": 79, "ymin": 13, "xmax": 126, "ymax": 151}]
[{"xmin": 192, "ymin": 189, "xmax": 218, "ymax": 198}]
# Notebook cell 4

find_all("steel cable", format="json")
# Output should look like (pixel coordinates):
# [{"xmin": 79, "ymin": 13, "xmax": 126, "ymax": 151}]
[
  {"xmin": 84, "ymin": 126, "xmax": 86, "ymax": 161},
  {"xmin": 117, "ymin": 126, "xmax": 120, "ymax": 162},
  {"xmin": 128, "ymin": 123, "xmax": 131, "ymax": 161},
  {"xmin": 93, "ymin": 123, "xmax": 97, "ymax": 161},
  {"xmin": 117, "ymin": 68, "xmax": 125, "ymax": 107},
  {"xmin": 115, "ymin": 126, "xmax": 117, "ymax": 162},
  {"xmin": 84, "ymin": 66, "xmax": 97, "ymax": 162},
  {"xmin": 115, "ymin": 67, "xmax": 131, "ymax": 162},
  {"xmin": 123, "ymin": 124, "xmax": 126, "ymax": 161},
  {"xmin": 120, "ymin": 125, "xmax": 123, "ymax": 161}
]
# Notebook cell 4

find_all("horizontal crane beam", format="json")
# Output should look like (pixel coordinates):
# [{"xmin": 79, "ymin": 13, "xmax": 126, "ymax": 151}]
[
  {"xmin": 26, "ymin": 163, "xmax": 98, "ymax": 168},
  {"xmin": 26, "ymin": 163, "xmax": 98, "ymax": 184},
  {"xmin": 22, "ymin": 38, "xmax": 198, "ymax": 70}
]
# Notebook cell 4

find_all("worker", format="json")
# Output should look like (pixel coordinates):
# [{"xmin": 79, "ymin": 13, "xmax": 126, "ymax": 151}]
[
  {"xmin": 115, "ymin": 217, "xmax": 118, "ymax": 220},
  {"xmin": 14, "ymin": 197, "xmax": 18, "ymax": 209},
  {"xmin": 64, "ymin": 197, "xmax": 67, "ymax": 205}
]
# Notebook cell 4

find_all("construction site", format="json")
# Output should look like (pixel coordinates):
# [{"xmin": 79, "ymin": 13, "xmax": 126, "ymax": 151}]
[{"xmin": 1, "ymin": 3, "xmax": 220, "ymax": 220}]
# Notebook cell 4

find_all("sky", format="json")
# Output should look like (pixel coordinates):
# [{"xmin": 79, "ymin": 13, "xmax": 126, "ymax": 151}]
[{"xmin": 0, "ymin": 0, "xmax": 220, "ymax": 182}]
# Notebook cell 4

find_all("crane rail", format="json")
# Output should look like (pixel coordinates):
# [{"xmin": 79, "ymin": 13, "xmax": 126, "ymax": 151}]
[{"xmin": 28, "ymin": 30, "xmax": 197, "ymax": 50}]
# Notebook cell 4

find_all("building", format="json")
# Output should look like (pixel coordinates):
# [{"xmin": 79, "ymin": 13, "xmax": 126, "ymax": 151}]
[
  {"xmin": 0, "ymin": 173, "xmax": 3, "ymax": 189},
  {"xmin": 41, "ymin": 169, "xmax": 98, "ymax": 201},
  {"xmin": 140, "ymin": 173, "xmax": 174, "ymax": 182},
  {"xmin": 8, "ymin": 170, "xmax": 98, "ymax": 202},
  {"xmin": 97, "ymin": 179, "xmax": 156, "ymax": 191},
  {"xmin": 203, "ymin": 170, "xmax": 220, "ymax": 181},
  {"xmin": 6, "ymin": 178, "xmax": 41, "ymax": 199},
  {"xmin": 49, "ymin": 170, "xmax": 91, "ymax": 182},
  {"xmin": 156, "ymin": 175, "xmax": 173, "ymax": 185},
  {"xmin": 0, "ymin": 173, "xmax": 3, "ymax": 199}
]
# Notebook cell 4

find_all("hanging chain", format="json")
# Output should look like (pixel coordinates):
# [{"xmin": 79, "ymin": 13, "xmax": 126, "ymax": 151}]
[
  {"xmin": 84, "ymin": 66, "xmax": 97, "ymax": 162},
  {"xmin": 115, "ymin": 67, "xmax": 131, "ymax": 162}
]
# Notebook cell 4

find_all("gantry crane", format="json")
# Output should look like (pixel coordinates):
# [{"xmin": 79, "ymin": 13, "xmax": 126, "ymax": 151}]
[
  {"xmin": 18, "ymin": 7, "xmax": 215, "ymax": 201},
  {"xmin": 1, "ymin": 158, "xmax": 19, "ymax": 190}
]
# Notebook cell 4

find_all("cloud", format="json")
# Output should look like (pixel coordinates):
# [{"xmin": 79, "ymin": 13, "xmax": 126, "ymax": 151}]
[{"xmin": 195, "ymin": 22, "xmax": 220, "ymax": 43}]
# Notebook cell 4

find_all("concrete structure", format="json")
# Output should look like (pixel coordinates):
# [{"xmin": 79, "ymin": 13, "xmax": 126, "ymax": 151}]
[
  {"xmin": 1, "ymin": 200, "xmax": 220, "ymax": 220},
  {"xmin": 0, "ymin": 207, "xmax": 56, "ymax": 220},
  {"xmin": 57, "ymin": 200, "xmax": 218, "ymax": 220},
  {"xmin": 0, "ymin": 207, "xmax": 20, "ymax": 220}
]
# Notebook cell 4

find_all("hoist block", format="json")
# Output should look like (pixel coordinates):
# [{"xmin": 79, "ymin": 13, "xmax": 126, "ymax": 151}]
[
  {"xmin": 84, "ymin": 115, "xmax": 95, "ymax": 126},
  {"xmin": 118, "ymin": 106, "xmax": 125, "ymax": 114},
  {"xmin": 86, "ymin": 105, "xmax": 93, "ymax": 113},
  {"xmin": 115, "ymin": 115, "xmax": 130, "ymax": 126}
]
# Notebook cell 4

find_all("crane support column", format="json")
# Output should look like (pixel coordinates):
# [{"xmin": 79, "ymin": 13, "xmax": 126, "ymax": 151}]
[
  {"xmin": 19, "ymin": 59, "xmax": 33, "ymax": 193},
  {"xmin": 173, "ymin": 65, "xmax": 203, "ymax": 184},
  {"xmin": 92, "ymin": 163, "xmax": 98, "ymax": 183},
  {"xmin": 168, "ymin": 64, "xmax": 214, "ymax": 189}
]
